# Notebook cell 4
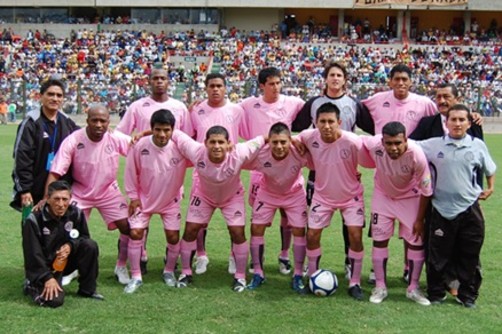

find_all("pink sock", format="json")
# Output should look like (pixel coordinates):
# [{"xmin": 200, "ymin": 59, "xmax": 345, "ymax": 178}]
[
  {"xmin": 117, "ymin": 234, "xmax": 129, "ymax": 267},
  {"xmin": 279, "ymin": 217, "xmax": 292, "ymax": 259},
  {"xmin": 348, "ymin": 249, "xmax": 364, "ymax": 286},
  {"xmin": 293, "ymin": 236, "xmax": 306, "ymax": 276},
  {"xmin": 250, "ymin": 236, "xmax": 265, "ymax": 277},
  {"xmin": 232, "ymin": 242, "xmax": 249, "ymax": 280},
  {"xmin": 306, "ymin": 247, "xmax": 322, "ymax": 276},
  {"xmin": 180, "ymin": 239, "xmax": 196, "ymax": 275},
  {"xmin": 164, "ymin": 241, "xmax": 181, "ymax": 273},
  {"xmin": 372, "ymin": 247, "xmax": 388, "ymax": 289},
  {"xmin": 128, "ymin": 238, "xmax": 143, "ymax": 280},
  {"xmin": 196, "ymin": 228, "xmax": 207, "ymax": 257},
  {"xmin": 407, "ymin": 248, "xmax": 425, "ymax": 292}
]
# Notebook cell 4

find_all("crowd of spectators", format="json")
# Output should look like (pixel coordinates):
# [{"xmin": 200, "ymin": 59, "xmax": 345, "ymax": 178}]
[{"xmin": 0, "ymin": 26, "xmax": 500, "ymax": 118}]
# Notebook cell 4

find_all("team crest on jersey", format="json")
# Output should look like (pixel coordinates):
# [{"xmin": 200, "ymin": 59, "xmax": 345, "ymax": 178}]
[
  {"xmin": 141, "ymin": 149, "xmax": 150, "ymax": 155},
  {"xmin": 383, "ymin": 102, "xmax": 390, "ymax": 108},
  {"xmin": 401, "ymin": 165, "xmax": 411, "ymax": 174},
  {"xmin": 312, "ymin": 141, "xmax": 320, "ymax": 149},
  {"xmin": 437, "ymin": 152, "xmax": 444, "ymax": 159},
  {"xmin": 225, "ymin": 167, "xmax": 235, "ymax": 176},
  {"xmin": 264, "ymin": 162, "xmax": 272, "ymax": 168},
  {"xmin": 171, "ymin": 158, "xmax": 180, "ymax": 166},
  {"xmin": 342, "ymin": 105, "xmax": 352, "ymax": 116},
  {"xmin": 197, "ymin": 161, "xmax": 206, "ymax": 169},
  {"xmin": 64, "ymin": 221, "xmax": 74, "ymax": 232},
  {"xmin": 407, "ymin": 110, "xmax": 418, "ymax": 121},
  {"xmin": 234, "ymin": 210, "xmax": 243, "ymax": 217},
  {"xmin": 198, "ymin": 109, "xmax": 205, "ymax": 115},
  {"xmin": 142, "ymin": 102, "xmax": 151, "ymax": 107},
  {"xmin": 291, "ymin": 165, "xmax": 300, "ymax": 174},
  {"xmin": 226, "ymin": 114, "xmax": 234, "ymax": 123},
  {"xmin": 375, "ymin": 149, "xmax": 384, "ymax": 157},
  {"xmin": 253, "ymin": 103, "xmax": 261, "ymax": 109},
  {"xmin": 77, "ymin": 143, "xmax": 85, "ymax": 150},
  {"xmin": 340, "ymin": 149, "xmax": 350, "ymax": 159},
  {"xmin": 105, "ymin": 145, "xmax": 114, "ymax": 154},
  {"xmin": 464, "ymin": 151, "xmax": 474, "ymax": 162}
]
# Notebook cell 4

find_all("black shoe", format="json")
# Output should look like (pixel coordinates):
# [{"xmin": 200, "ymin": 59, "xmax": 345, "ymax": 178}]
[
  {"xmin": 177, "ymin": 274, "xmax": 193, "ymax": 288},
  {"xmin": 348, "ymin": 285, "xmax": 363, "ymax": 301},
  {"xmin": 456, "ymin": 297, "xmax": 476, "ymax": 309},
  {"xmin": 78, "ymin": 291, "xmax": 105, "ymax": 301},
  {"xmin": 140, "ymin": 259, "xmax": 148, "ymax": 275},
  {"xmin": 429, "ymin": 295, "xmax": 447, "ymax": 305}
]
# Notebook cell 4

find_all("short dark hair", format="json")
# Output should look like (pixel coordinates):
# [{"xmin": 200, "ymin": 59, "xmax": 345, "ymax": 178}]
[
  {"xmin": 149, "ymin": 67, "xmax": 168, "ymax": 79},
  {"xmin": 382, "ymin": 121, "xmax": 406, "ymax": 137},
  {"xmin": 40, "ymin": 79, "xmax": 65, "ymax": 95},
  {"xmin": 269, "ymin": 122, "xmax": 290, "ymax": 137},
  {"xmin": 316, "ymin": 102, "xmax": 340, "ymax": 121},
  {"xmin": 437, "ymin": 83, "xmax": 459, "ymax": 98},
  {"xmin": 258, "ymin": 67, "xmax": 281, "ymax": 85},
  {"xmin": 446, "ymin": 104, "xmax": 471, "ymax": 119},
  {"xmin": 205, "ymin": 73, "xmax": 226, "ymax": 86},
  {"xmin": 389, "ymin": 64, "xmax": 412, "ymax": 79},
  {"xmin": 47, "ymin": 180, "xmax": 72, "ymax": 197},
  {"xmin": 150, "ymin": 109, "xmax": 176, "ymax": 129},
  {"xmin": 323, "ymin": 61, "xmax": 348, "ymax": 80},
  {"xmin": 205, "ymin": 125, "xmax": 229, "ymax": 141}
]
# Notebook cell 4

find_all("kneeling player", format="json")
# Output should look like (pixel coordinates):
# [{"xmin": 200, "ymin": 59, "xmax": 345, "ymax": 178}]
[
  {"xmin": 173, "ymin": 126, "xmax": 266, "ymax": 292},
  {"xmin": 123, "ymin": 109, "xmax": 189, "ymax": 293},
  {"xmin": 359, "ymin": 121, "xmax": 432, "ymax": 306},
  {"xmin": 245, "ymin": 122, "xmax": 311, "ymax": 293}
]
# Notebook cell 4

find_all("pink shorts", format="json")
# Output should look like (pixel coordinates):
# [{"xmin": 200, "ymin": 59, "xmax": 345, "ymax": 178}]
[
  {"xmin": 248, "ymin": 171, "xmax": 262, "ymax": 206},
  {"xmin": 186, "ymin": 191, "xmax": 246, "ymax": 227},
  {"xmin": 308, "ymin": 195, "xmax": 365, "ymax": 229},
  {"xmin": 370, "ymin": 191, "xmax": 423, "ymax": 246},
  {"xmin": 129, "ymin": 198, "xmax": 182, "ymax": 231},
  {"xmin": 71, "ymin": 190, "xmax": 129, "ymax": 230},
  {"xmin": 252, "ymin": 188, "xmax": 307, "ymax": 228}
]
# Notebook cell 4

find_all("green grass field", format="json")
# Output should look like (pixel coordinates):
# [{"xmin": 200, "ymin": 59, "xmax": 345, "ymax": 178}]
[{"xmin": 1, "ymin": 123, "xmax": 501, "ymax": 333}]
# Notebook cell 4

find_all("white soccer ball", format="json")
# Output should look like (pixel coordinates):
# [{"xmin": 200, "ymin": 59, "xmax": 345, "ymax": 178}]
[{"xmin": 309, "ymin": 269, "xmax": 338, "ymax": 296}]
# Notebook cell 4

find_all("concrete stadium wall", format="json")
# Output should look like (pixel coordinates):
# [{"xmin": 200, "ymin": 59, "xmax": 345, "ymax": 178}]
[{"xmin": 222, "ymin": 8, "xmax": 283, "ymax": 32}]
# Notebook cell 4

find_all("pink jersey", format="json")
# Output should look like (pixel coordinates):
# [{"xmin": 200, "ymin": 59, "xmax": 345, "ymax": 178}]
[
  {"xmin": 362, "ymin": 91, "xmax": 437, "ymax": 134},
  {"xmin": 245, "ymin": 145, "xmax": 312, "ymax": 198},
  {"xmin": 125, "ymin": 136, "xmax": 188, "ymax": 213},
  {"xmin": 239, "ymin": 94, "xmax": 304, "ymax": 139},
  {"xmin": 117, "ymin": 96, "xmax": 194, "ymax": 136},
  {"xmin": 172, "ymin": 130, "xmax": 265, "ymax": 205},
  {"xmin": 297, "ymin": 129, "xmax": 363, "ymax": 206},
  {"xmin": 191, "ymin": 100, "xmax": 244, "ymax": 144},
  {"xmin": 359, "ymin": 135, "xmax": 433, "ymax": 199},
  {"xmin": 51, "ymin": 129, "xmax": 130, "ymax": 201}
]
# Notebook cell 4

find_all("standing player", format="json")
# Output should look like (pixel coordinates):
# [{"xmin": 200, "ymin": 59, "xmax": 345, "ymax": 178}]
[
  {"xmin": 172, "ymin": 126, "xmax": 266, "ymax": 292},
  {"xmin": 240, "ymin": 67, "xmax": 304, "ymax": 275},
  {"xmin": 117, "ymin": 66, "xmax": 193, "ymax": 274},
  {"xmin": 359, "ymin": 121, "xmax": 432, "ymax": 306},
  {"xmin": 45, "ymin": 105, "xmax": 132, "ymax": 286},
  {"xmin": 189, "ymin": 73, "xmax": 244, "ymax": 275},
  {"xmin": 245, "ymin": 122, "xmax": 311, "ymax": 294},
  {"xmin": 297, "ymin": 102, "xmax": 365, "ymax": 300},
  {"xmin": 292, "ymin": 61, "xmax": 374, "ymax": 279},
  {"xmin": 123, "ymin": 109, "xmax": 189, "ymax": 293}
]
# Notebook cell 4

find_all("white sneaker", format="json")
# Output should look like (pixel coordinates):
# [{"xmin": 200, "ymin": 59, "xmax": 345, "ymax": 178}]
[
  {"xmin": 278, "ymin": 257, "xmax": 292, "ymax": 275},
  {"xmin": 194, "ymin": 255, "xmax": 209, "ymax": 275},
  {"xmin": 228, "ymin": 256, "xmax": 236, "ymax": 275},
  {"xmin": 345, "ymin": 263, "xmax": 352, "ymax": 280},
  {"xmin": 62, "ymin": 270, "xmax": 79, "ymax": 286},
  {"xmin": 162, "ymin": 272, "xmax": 177, "ymax": 287},
  {"xmin": 406, "ymin": 288, "xmax": 431, "ymax": 306},
  {"xmin": 114, "ymin": 266, "xmax": 131, "ymax": 285},
  {"xmin": 369, "ymin": 287, "xmax": 388, "ymax": 304},
  {"xmin": 124, "ymin": 279, "xmax": 142, "ymax": 294}
]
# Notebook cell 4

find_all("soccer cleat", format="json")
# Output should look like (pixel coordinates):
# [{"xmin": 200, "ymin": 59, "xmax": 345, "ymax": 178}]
[
  {"xmin": 291, "ymin": 275, "xmax": 307, "ymax": 295},
  {"xmin": 348, "ymin": 284, "xmax": 364, "ymax": 301},
  {"xmin": 162, "ymin": 272, "xmax": 177, "ymax": 287},
  {"xmin": 278, "ymin": 257, "xmax": 292, "ymax": 275},
  {"xmin": 62, "ymin": 269, "xmax": 79, "ymax": 286},
  {"xmin": 455, "ymin": 297, "xmax": 476, "ymax": 309},
  {"xmin": 140, "ymin": 258, "xmax": 148, "ymax": 275},
  {"xmin": 429, "ymin": 295, "xmax": 447, "ymax": 305},
  {"xmin": 177, "ymin": 274, "xmax": 193, "ymax": 288},
  {"xmin": 369, "ymin": 287, "xmax": 388, "ymax": 304},
  {"xmin": 124, "ymin": 279, "xmax": 143, "ymax": 294},
  {"xmin": 77, "ymin": 291, "xmax": 105, "ymax": 301},
  {"xmin": 114, "ymin": 266, "xmax": 131, "ymax": 285},
  {"xmin": 367, "ymin": 269, "xmax": 376, "ymax": 285},
  {"xmin": 247, "ymin": 274, "xmax": 265, "ymax": 290},
  {"xmin": 402, "ymin": 269, "xmax": 409, "ymax": 284},
  {"xmin": 406, "ymin": 288, "xmax": 431, "ymax": 306},
  {"xmin": 232, "ymin": 278, "xmax": 247, "ymax": 293},
  {"xmin": 345, "ymin": 263, "xmax": 352, "ymax": 281},
  {"xmin": 194, "ymin": 255, "xmax": 209, "ymax": 275},
  {"xmin": 228, "ymin": 256, "xmax": 236, "ymax": 275}
]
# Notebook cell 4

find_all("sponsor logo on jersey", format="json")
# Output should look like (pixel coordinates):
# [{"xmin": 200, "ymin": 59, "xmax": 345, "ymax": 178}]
[
  {"xmin": 434, "ymin": 229, "xmax": 444, "ymax": 237},
  {"xmin": 412, "ymin": 188, "xmax": 419, "ymax": 194},
  {"xmin": 142, "ymin": 102, "xmax": 151, "ymax": 107},
  {"xmin": 437, "ymin": 152, "xmax": 444, "ymax": 159},
  {"xmin": 264, "ymin": 162, "xmax": 272, "ymax": 168},
  {"xmin": 42, "ymin": 227, "xmax": 51, "ymax": 235},
  {"xmin": 383, "ymin": 102, "xmax": 390, "ymax": 108},
  {"xmin": 253, "ymin": 103, "xmax": 261, "ymax": 109},
  {"xmin": 119, "ymin": 203, "xmax": 128, "ymax": 209},
  {"xmin": 197, "ymin": 161, "xmax": 206, "ymax": 169},
  {"xmin": 177, "ymin": 213, "xmax": 182, "ymax": 219},
  {"xmin": 302, "ymin": 211, "xmax": 307, "ymax": 217},
  {"xmin": 77, "ymin": 143, "xmax": 85, "ymax": 150},
  {"xmin": 225, "ymin": 167, "xmax": 235, "ymax": 176},
  {"xmin": 141, "ymin": 149, "xmax": 150, "ymax": 155},
  {"xmin": 312, "ymin": 141, "xmax": 320, "ymax": 149},
  {"xmin": 357, "ymin": 208, "xmax": 364, "ymax": 215},
  {"xmin": 234, "ymin": 210, "xmax": 243, "ymax": 217},
  {"xmin": 375, "ymin": 149, "xmax": 384, "ymax": 157},
  {"xmin": 43, "ymin": 132, "xmax": 49, "ymax": 138},
  {"xmin": 198, "ymin": 109, "xmax": 205, "ymax": 115}
]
